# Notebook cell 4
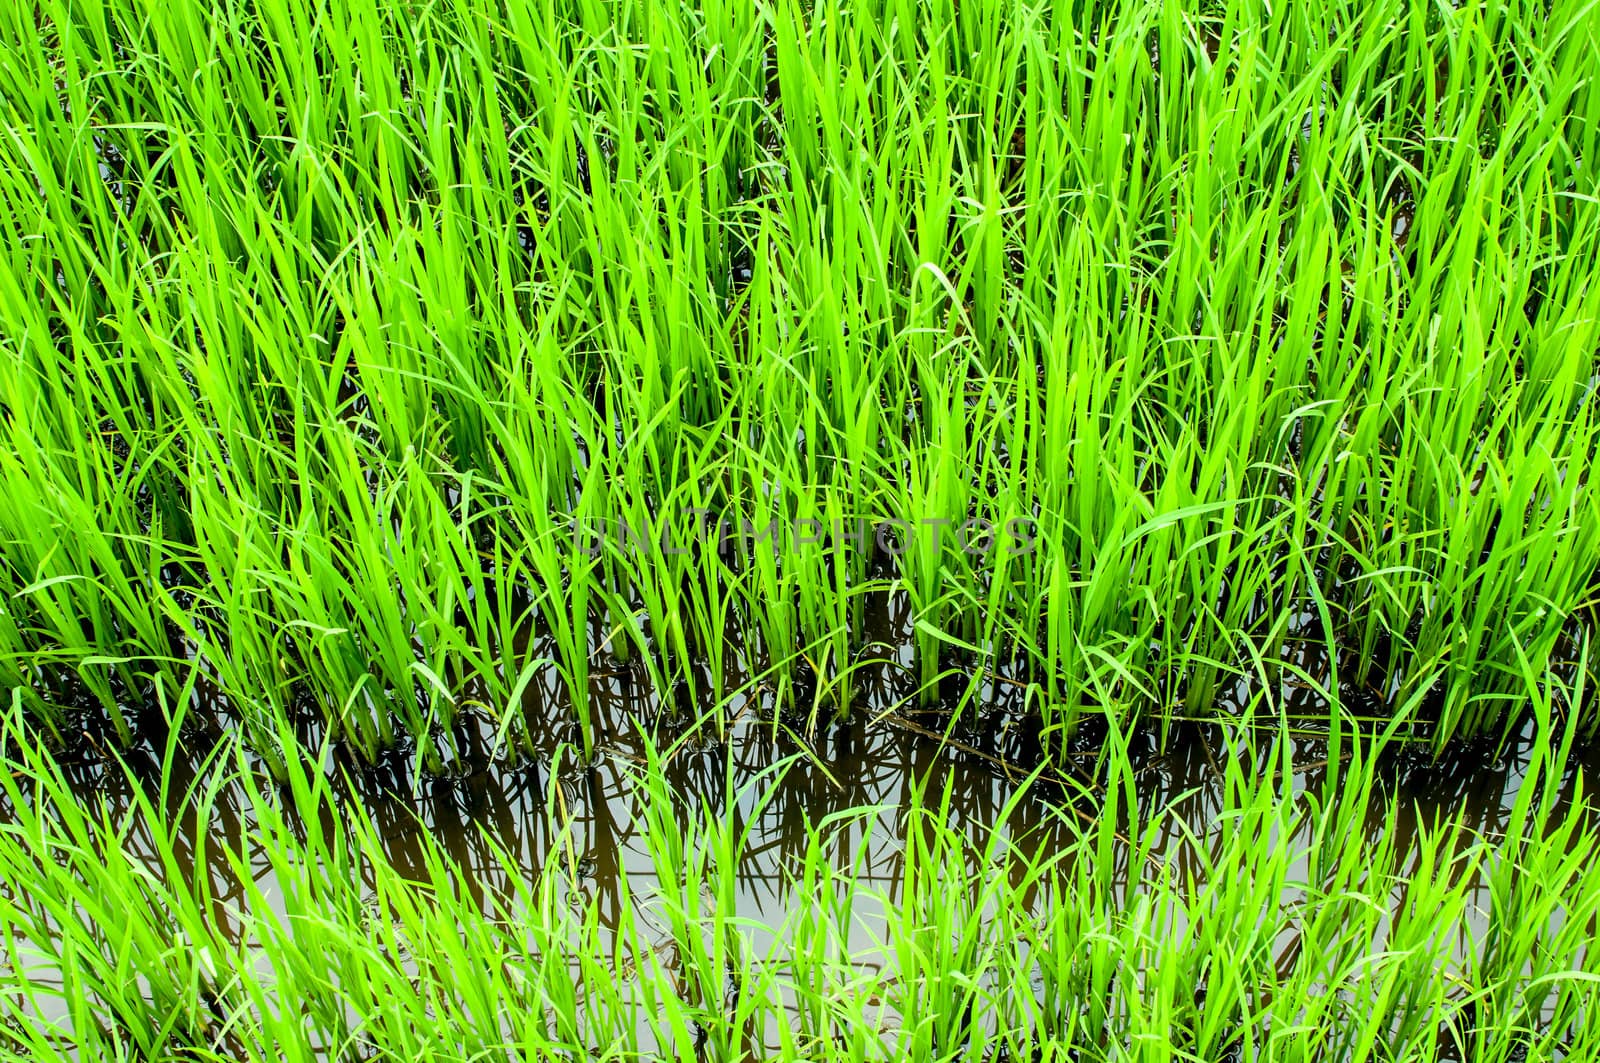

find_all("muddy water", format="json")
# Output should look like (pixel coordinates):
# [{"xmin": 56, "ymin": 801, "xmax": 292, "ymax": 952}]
[
  {"xmin": 345, "ymin": 711, "xmax": 1586, "ymax": 948},
  {"xmin": 365, "ymin": 700, "xmax": 1593, "ymax": 1061},
  {"xmin": 41, "ymin": 684, "xmax": 1596, "ymax": 945},
  {"xmin": 7, "ymin": 582, "xmax": 1598, "ymax": 1050},
  {"xmin": 8, "ymin": 667, "xmax": 1598, "ymax": 1057}
]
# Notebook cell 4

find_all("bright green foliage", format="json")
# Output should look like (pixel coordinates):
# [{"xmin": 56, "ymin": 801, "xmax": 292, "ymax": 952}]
[{"xmin": 1, "ymin": 0, "xmax": 1598, "ymax": 764}]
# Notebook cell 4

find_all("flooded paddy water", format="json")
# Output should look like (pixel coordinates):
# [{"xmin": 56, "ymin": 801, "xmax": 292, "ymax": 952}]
[{"xmin": 7, "ymin": 590, "xmax": 1597, "ymax": 1057}]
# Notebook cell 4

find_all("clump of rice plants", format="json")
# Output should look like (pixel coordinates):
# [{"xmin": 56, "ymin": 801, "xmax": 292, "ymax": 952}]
[{"xmin": 1, "ymin": 0, "xmax": 1597, "ymax": 765}]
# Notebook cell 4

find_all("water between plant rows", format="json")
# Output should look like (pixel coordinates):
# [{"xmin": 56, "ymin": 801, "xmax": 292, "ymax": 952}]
[{"xmin": 8, "ymin": 589, "xmax": 1597, "ymax": 1052}]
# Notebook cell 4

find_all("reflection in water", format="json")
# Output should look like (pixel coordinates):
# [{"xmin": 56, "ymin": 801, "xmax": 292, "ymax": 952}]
[
  {"xmin": 30, "ymin": 674, "xmax": 1587, "ymax": 967},
  {"xmin": 5, "ymin": 590, "xmax": 1596, "ymax": 1053}
]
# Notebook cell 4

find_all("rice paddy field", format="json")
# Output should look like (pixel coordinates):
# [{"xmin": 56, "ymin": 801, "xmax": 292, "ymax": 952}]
[{"xmin": 2, "ymin": 0, "xmax": 1600, "ymax": 1057}]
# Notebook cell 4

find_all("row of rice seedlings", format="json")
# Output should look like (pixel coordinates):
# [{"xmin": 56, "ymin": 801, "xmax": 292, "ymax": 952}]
[
  {"xmin": 0, "ymin": 663, "xmax": 1596, "ymax": 1058},
  {"xmin": 1, "ymin": 0, "xmax": 1597, "ymax": 767}
]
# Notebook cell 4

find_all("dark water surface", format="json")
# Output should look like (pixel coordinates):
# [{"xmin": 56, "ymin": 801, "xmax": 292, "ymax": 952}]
[{"xmin": 33, "ymin": 677, "xmax": 1597, "ymax": 954}]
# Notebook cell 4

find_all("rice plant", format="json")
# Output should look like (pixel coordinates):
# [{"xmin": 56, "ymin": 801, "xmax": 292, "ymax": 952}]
[{"xmin": 0, "ymin": 0, "xmax": 1595, "ymax": 763}]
